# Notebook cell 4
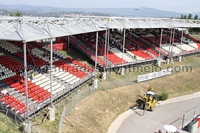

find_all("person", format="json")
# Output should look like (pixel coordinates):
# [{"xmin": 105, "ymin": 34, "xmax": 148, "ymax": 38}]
[
  {"xmin": 45, "ymin": 65, "xmax": 48, "ymax": 73},
  {"xmin": 19, "ymin": 69, "xmax": 23, "ymax": 75},
  {"xmin": 148, "ymin": 86, "xmax": 153, "ymax": 91},
  {"xmin": 31, "ymin": 72, "xmax": 35, "ymax": 80},
  {"xmin": 158, "ymin": 130, "xmax": 162, "ymax": 133},
  {"xmin": 1, "ymin": 89, "xmax": 9, "ymax": 96}
]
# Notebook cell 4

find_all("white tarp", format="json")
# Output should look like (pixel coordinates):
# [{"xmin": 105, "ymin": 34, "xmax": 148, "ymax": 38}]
[{"xmin": 0, "ymin": 16, "xmax": 200, "ymax": 42}]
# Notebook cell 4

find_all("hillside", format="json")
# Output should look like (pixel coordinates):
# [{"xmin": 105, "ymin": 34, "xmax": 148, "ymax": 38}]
[
  {"xmin": 0, "ymin": 4, "xmax": 200, "ymax": 17},
  {"xmin": 62, "ymin": 55, "xmax": 200, "ymax": 133}
]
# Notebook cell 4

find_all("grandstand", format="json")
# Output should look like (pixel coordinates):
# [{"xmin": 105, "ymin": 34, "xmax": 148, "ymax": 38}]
[{"xmin": 0, "ymin": 16, "xmax": 200, "ymax": 121}]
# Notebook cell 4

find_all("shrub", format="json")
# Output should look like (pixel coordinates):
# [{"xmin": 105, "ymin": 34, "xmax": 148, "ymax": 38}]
[{"xmin": 158, "ymin": 92, "xmax": 169, "ymax": 101}]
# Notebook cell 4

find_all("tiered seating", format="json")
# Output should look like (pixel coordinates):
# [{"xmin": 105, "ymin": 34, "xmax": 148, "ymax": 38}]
[
  {"xmin": 70, "ymin": 36, "xmax": 106, "ymax": 66},
  {"xmin": 175, "ymin": 43, "xmax": 197, "ymax": 52},
  {"xmin": 162, "ymin": 45, "xmax": 181, "ymax": 55},
  {"xmin": 106, "ymin": 52, "xmax": 128, "ymax": 65},
  {"xmin": 52, "ymin": 68, "xmax": 80, "ymax": 85},
  {"xmin": 0, "ymin": 95, "xmax": 26, "ymax": 114},
  {"xmin": 47, "ymin": 43, "xmax": 67, "ymax": 51},
  {"xmin": 183, "ymin": 34, "xmax": 200, "ymax": 50},
  {"xmin": 0, "ymin": 41, "xmax": 21, "ymax": 54},
  {"xmin": 33, "ymin": 41, "xmax": 43, "ymax": 48},
  {"xmin": 31, "ymin": 48, "xmax": 58, "ymax": 62},
  {"xmin": 130, "ymin": 49, "xmax": 153, "ymax": 59},
  {"xmin": 11, "ymin": 42, "xmax": 49, "ymax": 67},
  {"xmin": 3, "ymin": 75, "xmax": 50, "ymax": 103},
  {"xmin": 125, "ymin": 37, "xmax": 154, "ymax": 59},
  {"xmin": 0, "ymin": 64, "xmax": 16, "ymax": 80},
  {"xmin": 110, "ymin": 48, "xmax": 135, "ymax": 62},
  {"xmin": 32, "ymin": 74, "xmax": 64, "ymax": 94},
  {"xmin": 184, "ymin": 34, "xmax": 200, "ymax": 43},
  {"xmin": 54, "ymin": 60, "xmax": 87, "ymax": 80},
  {"xmin": 76, "ymin": 33, "xmax": 106, "ymax": 56},
  {"xmin": 65, "ymin": 57, "xmax": 94, "ymax": 72},
  {"xmin": 0, "ymin": 55, "xmax": 24, "ymax": 74},
  {"xmin": 14, "ymin": 51, "xmax": 48, "ymax": 67},
  {"xmin": 197, "ymin": 43, "xmax": 200, "ymax": 49}
]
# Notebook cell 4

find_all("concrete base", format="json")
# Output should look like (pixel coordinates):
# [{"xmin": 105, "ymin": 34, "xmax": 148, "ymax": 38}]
[
  {"xmin": 23, "ymin": 121, "xmax": 32, "ymax": 133},
  {"xmin": 129, "ymin": 67, "xmax": 134, "ymax": 72},
  {"xmin": 157, "ymin": 59, "xmax": 161, "ymax": 67},
  {"xmin": 48, "ymin": 105, "xmax": 55, "ymax": 121},
  {"xmin": 166, "ymin": 59, "xmax": 170, "ymax": 64},
  {"xmin": 102, "ymin": 72, "xmax": 107, "ymax": 80},
  {"xmin": 178, "ymin": 56, "xmax": 182, "ymax": 62},
  {"xmin": 121, "ymin": 68, "xmax": 125, "ymax": 75},
  {"xmin": 170, "ymin": 58, "xmax": 173, "ymax": 63},
  {"xmin": 93, "ymin": 78, "xmax": 98, "ymax": 89}
]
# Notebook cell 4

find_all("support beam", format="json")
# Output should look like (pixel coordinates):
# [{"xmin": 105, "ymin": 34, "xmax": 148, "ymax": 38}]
[
  {"xmin": 180, "ymin": 28, "xmax": 184, "ymax": 53},
  {"xmin": 171, "ymin": 28, "xmax": 175, "ymax": 54},
  {"xmin": 166, "ymin": 58, "xmax": 170, "ymax": 64},
  {"xmin": 169, "ymin": 28, "xmax": 173, "ymax": 53},
  {"xmin": 23, "ymin": 121, "xmax": 32, "ymax": 133},
  {"xmin": 48, "ymin": 106, "xmax": 55, "ymax": 121},
  {"xmin": 93, "ymin": 31, "xmax": 99, "ymax": 89},
  {"xmin": 68, "ymin": 36, "xmax": 70, "ymax": 49},
  {"xmin": 23, "ymin": 41, "xmax": 31, "ymax": 132},
  {"xmin": 103, "ymin": 29, "xmax": 108, "ymax": 79},
  {"xmin": 178, "ymin": 56, "xmax": 182, "ymax": 62},
  {"xmin": 170, "ymin": 58, "xmax": 174, "ymax": 63},
  {"xmin": 49, "ymin": 38, "xmax": 55, "ymax": 121},
  {"xmin": 121, "ymin": 67, "xmax": 125, "ymax": 75},
  {"xmin": 106, "ymin": 29, "xmax": 110, "ymax": 68},
  {"xmin": 102, "ymin": 72, "xmax": 107, "ymax": 80},
  {"xmin": 121, "ymin": 29, "xmax": 126, "ymax": 75},
  {"xmin": 159, "ymin": 28, "xmax": 163, "ymax": 59},
  {"xmin": 157, "ymin": 58, "xmax": 161, "ymax": 67}
]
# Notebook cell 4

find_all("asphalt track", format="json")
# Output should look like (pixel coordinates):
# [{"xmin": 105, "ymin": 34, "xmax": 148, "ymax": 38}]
[{"xmin": 108, "ymin": 92, "xmax": 200, "ymax": 133}]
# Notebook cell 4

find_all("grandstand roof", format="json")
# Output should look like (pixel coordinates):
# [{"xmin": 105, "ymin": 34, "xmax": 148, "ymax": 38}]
[{"xmin": 0, "ymin": 16, "xmax": 200, "ymax": 42}]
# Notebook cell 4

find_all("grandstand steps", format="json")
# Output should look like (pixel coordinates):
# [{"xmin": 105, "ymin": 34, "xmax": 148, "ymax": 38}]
[
  {"xmin": 175, "ymin": 43, "xmax": 197, "ymax": 53},
  {"xmin": 126, "ymin": 51, "xmax": 144, "ymax": 60},
  {"xmin": 30, "ymin": 42, "xmax": 64, "ymax": 59},
  {"xmin": 0, "ymin": 82, "xmax": 7, "ymax": 88},
  {"xmin": 188, "ymin": 42, "xmax": 199, "ymax": 50},
  {"xmin": 162, "ymin": 45, "xmax": 182, "ymax": 55},
  {"xmin": 70, "ymin": 36, "xmax": 107, "ymax": 67},
  {"xmin": 110, "ymin": 48, "xmax": 135, "ymax": 62},
  {"xmin": 132, "ymin": 34, "xmax": 164, "ymax": 57},
  {"xmin": 131, "ymin": 32, "xmax": 169, "ymax": 56}
]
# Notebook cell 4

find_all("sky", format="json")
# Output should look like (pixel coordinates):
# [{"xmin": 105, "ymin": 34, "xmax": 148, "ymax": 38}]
[{"xmin": 0, "ymin": 0, "xmax": 199, "ymax": 13}]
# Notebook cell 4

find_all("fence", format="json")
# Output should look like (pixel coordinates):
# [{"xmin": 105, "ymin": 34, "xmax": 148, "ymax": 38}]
[{"xmin": 182, "ymin": 106, "xmax": 200, "ymax": 129}]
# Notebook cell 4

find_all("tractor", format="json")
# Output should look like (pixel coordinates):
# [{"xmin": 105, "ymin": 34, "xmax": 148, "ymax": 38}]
[{"xmin": 141, "ymin": 91, "xmax": 158, "ymax": 111}]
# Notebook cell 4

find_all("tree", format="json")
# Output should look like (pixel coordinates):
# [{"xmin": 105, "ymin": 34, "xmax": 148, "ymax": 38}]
[
  {"xmin": 15, "ymin": 11, "xmax": 22, "ymax": 17},
  {"xmin": 183, "ymin": 15, "xmax": 187, "ymax": 19},
  {"xmin": 194, "ymin": 15, "xmax": 198, "ymax": 20},
  {"xmin": 188, "ymin": 13, "xmax": 192, "ymax": 19},
  {"xmin": 9, "ymin": 12, "xmax": 14, "ymax": 16},
  {"xmin": 180, "ymin": 14, "xmax": 184, "ymax": 19}
]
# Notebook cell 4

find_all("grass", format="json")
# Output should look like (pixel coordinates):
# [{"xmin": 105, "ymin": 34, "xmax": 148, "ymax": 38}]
[
  {"xmin": 0, "ymin": 113, "xmax": 21, "ymax": 133},
  {"xmin": 192, "ymin": 34, "xmax": 200, "ymax": 40}
]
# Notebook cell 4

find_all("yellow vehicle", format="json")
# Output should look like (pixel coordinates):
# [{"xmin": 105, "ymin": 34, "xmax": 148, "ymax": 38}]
[{"xmin": 142, "ymin": 91, "xmax": 158, "ymax": 111}]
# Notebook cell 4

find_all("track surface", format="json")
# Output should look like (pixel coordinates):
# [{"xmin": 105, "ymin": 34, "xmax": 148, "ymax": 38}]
[{"xmin": 108, "ymin": 93, "xmax": 200, "ymax": 133}]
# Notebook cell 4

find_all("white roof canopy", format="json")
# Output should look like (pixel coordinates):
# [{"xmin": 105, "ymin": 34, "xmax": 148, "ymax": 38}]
[{"xmin": 0, "ymin": 16, "xmax": 200, "ymax": 42}]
